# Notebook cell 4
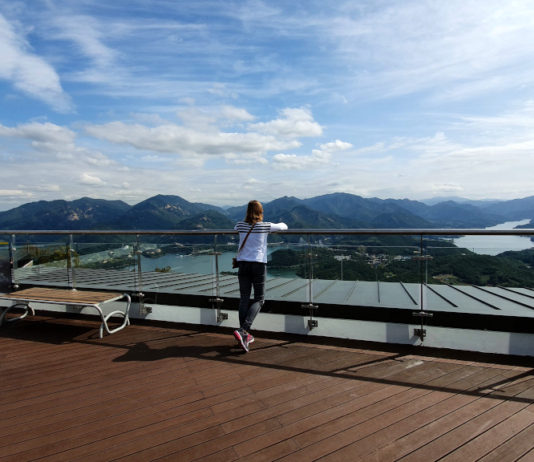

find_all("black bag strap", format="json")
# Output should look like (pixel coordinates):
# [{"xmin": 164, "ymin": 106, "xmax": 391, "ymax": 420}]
[{"xmin": 237, "ymin": 222, "xmax": 255, "ymax": 255}]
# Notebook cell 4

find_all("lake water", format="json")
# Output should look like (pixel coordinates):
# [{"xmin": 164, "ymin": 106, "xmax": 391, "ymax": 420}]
[
  {"xmin": 140, "ymin": 250, "xmax": 299, "ymax": 278},
  {"xmin": 140, "ymin": 251, "xmax": 236, "ymax": 275},
  {"xmin": 453, "ymin": 220, "xmax": 534, "ymax": 255}
]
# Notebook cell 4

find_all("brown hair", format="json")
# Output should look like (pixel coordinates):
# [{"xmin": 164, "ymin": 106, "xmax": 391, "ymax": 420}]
[{"xmin": 245, "ymin": 200, "xmax": 263, "ymax": 224}]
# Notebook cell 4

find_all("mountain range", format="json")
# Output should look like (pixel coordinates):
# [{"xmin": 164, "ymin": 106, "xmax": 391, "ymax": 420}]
[{"xmin": 1, "ymin": 193, "xmax": 534, "ymax": 231}]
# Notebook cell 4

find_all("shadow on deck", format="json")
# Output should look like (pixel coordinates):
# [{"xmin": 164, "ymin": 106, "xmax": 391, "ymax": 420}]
[{"xmin": 2, "ymin": 314, "xmax": 534, "ymax": 461}]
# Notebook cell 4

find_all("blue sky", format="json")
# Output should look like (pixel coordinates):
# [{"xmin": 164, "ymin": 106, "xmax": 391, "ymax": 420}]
[{"xmin": 1, "ymin": 0, "xmax": 534, "ymax": 211}]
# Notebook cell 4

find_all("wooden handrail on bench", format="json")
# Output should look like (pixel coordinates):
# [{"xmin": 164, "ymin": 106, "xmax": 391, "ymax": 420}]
[{"xmin": 0, "ymin": 287, "xmax": 131, "ymax": 338}]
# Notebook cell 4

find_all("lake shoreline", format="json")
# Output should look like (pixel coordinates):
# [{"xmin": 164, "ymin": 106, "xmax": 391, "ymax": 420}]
[{"xmin": 453, "ymin": 219, "xmax": 534, "ymax": 256}]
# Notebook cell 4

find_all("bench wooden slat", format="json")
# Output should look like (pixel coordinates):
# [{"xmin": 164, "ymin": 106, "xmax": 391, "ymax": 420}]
[{"xmin": 0, "ymin": 288, "xmax": 122, "ymax": 305}]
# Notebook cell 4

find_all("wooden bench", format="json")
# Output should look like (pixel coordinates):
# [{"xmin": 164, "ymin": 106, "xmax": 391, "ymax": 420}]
[{"xmin": 0, "ymin": 287, "xmax": 131, "ymax": 338}]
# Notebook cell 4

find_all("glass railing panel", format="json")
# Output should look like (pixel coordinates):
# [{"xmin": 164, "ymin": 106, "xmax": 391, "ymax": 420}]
[
  {"xmin": 311, "ymin": 236, "xmax": 422, "ymax": 306},
  {"xmin": 11, "ymin": 236, "xmax": 74, "ymax": 288},
  {"xmin": 267, "ymin": 234, "xmax": 423, "ymax": 325},
  {"xmin": 127, "ymin": 237, "xmax": 220, "ymax": 304},
  {"xmin": 426, "ymin": 238, "xmax": 534, "ymax": 288},
  {"xmin": 72, "ymin": 238, "xmax": 138, "ymax": 292},
  {"xmin": 137, "ymin": 242, "xmax": 217, "ymax": 274},
  {"xmin": 265, "ymin": 238, "xmax": 312, "ymax": 326},
  {"xmin": 424, "ymin": 234, "xmax": 534, "ymax": 323}
]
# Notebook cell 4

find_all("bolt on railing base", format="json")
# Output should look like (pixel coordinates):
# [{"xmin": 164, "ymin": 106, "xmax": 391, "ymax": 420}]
[
  {"xmin": 412, "ymin": 311, "xmax": 432, "ymax": 341},
  {"xmin": 302, "ymin": 303, "xmax": 318, "ymax": 330},
  {"xmin": 209, "ymin": 297, "xmax": 224, "ymax": 307},
  {"xmin": 137, "ymin": 292, "xmax": 152, "ymax": 316},
  {"xmin": 209, "ymin": 297, "xmax": 227, "ymax": 324},
  {"xmin": 414, "ymin": 328, "xmax": 427, "ymax": 340}
]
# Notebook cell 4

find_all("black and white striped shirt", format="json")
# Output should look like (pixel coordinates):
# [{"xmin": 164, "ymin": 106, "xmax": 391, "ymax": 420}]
[{"xmin": 234, "ymin": 221, "xmax": 288, "ymax": 263}]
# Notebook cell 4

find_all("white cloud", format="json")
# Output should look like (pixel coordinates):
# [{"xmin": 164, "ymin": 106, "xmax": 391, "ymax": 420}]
[
  {"xmin": 354, "ymin": 142, "xmax": 387, "ymax": 155},
  {"xmin": 0, "ymin": 189, "xmax": 32, "ymax": 197},
  {"xmin": 176, "ymin": 105, "xmax": 254, "ymax": 130},
  {"xmin": 319, "ymin": 139, "xmax": 353, "ymax": 152},
  {"xmin": 250, "ymin": 107, "xmax": 323, "ymax": 138},
  {"xmin": 0, "ymin": 122, "xmax": 76, "ymax": 148},
  {"xmin": 0, "ymin": 121, "xmax": 115, "ymax": 171},
  {"xmin": 325, "ymin": 0, "xmax": 534, "ymax": 101},
  {"xmin": 244, "ymin": 178, "xmax": 262, "ymax": 187},
  {"xmin": 85, "ymin": 121, "xmax": 298, "ymax": 157},
  {"xmin": 80, "ymin": 173, "xmax": 104, "ymax": 185},
  {"xmin": 272, "ymin": 138, "xmax": 352, "ymax": 170},
  {"xmin": 84, "ymin": 107, "xmax": 317, "ymax": 159},
  {"xmin": 48, "ymin": 13, "xmax": 128, "ymax": 87},
  {"xmin": 272, "ymin": 150, "xmax": 330, "ymax": 171},
  {"xmin": 34, "ymin": 184, "xmax": 61, "ymax": 192},
  {"xmin": 220, "ymin": 105, "xmax": 255, "ymax": 122},
  {"xmin": 224, "ymin": 153, "xmax": 268, "ymax": 165},
  {"xmin": 85, "ymin": 153, "xmax": 114, "ymax": 167},
  {"xmin": 0, "ymin": 13, "xmax": 72, "ymax": 112},
  {"xmin": 52, "ymin": 15, "xmax": 117, "ymax": 70},
  {"xmin": 456, "ymin": 100, "xmax": 534, "ymax": 141},
  {"xmin": 432, "ymin": 184, "xmax": 464, "ymax": 194}
]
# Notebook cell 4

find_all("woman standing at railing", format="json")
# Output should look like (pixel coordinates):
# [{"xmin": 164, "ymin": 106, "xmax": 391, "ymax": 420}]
[{"xmin": 233, "ymin": 200, "xmax": 288, "ymax": 352}]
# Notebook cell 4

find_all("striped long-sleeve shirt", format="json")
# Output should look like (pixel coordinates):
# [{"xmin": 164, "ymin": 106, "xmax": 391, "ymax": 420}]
[{"xmin": 234, "ymin": 221, "xmax": 288, "ymax": 263}]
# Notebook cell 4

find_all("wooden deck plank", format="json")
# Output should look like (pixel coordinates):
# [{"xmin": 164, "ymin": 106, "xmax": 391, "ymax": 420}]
[
  {"xmin": 168, "ymin": 380, "xmax": 404, "ymax": 461},
  {"xmin": 1, "ymin": 315, "xmax": 533, "ymax": 461},
  {"xmin": 440, "ymin": 405, "xmax": 534, "ymax": 461},
  {"xmin": 274, "ymin": 363, "xmax": 489, "ymax": 461},
  {"xmin": 477, "ymin": 423, "xmax": 534, "ymax": 462},
  {"xmin": 325, "ymin": 367, "xmax": 522, "ymax": 461},
  {"xmin": 324, "ymin": 386, "xmax": 528, "ymax": 461},
  {"xmin": 68, "ymin": 363, "xmax": 355, "ymax": 461},
  {"xmin": 381, "ymin": 399, "xmax": 527, "ymax": 462},
  {"xmin": 0, "ymin": 352, "xmax": 225, "ymax": 422}
]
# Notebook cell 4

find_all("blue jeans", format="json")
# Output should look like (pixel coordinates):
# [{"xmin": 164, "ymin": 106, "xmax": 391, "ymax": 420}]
[{"xmin": 238, "ymin": 261, "xmax": 266, "ymax": 332}]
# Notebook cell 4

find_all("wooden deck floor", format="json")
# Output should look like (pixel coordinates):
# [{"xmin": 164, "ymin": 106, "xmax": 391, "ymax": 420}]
[{"xmin": 1, "ymin": 315, "xmax": 534, "ymax": 461}]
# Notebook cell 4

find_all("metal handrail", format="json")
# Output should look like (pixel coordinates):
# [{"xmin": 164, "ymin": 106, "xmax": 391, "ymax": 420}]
[{"xmin": 1, "ymin": 228, "xmax": 534, "ymax": 236}]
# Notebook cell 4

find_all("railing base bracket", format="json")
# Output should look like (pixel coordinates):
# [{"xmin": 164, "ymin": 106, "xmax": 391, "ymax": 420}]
[
  {"xmin": 414, "ymin": 328, "xmax": 427, "ymax": 340},
  {"xmin": 308, "ymin": 319, "xmax": 318, "ymax": 330}
]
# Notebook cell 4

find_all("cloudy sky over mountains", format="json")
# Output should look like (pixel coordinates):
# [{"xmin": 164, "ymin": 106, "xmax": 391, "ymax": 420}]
[{"xmin": 1, "ymin": 0, "xmax": 534, "ymax": 210}]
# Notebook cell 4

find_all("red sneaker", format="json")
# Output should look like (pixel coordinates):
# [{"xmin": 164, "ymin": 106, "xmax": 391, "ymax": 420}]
[
  {"xmin": 234, "ymin": 329, "xmax": 248, "ymax": 352},
  {"xmin": 244, "ymin": 333, "xmax": 254, "ymax": 351}
]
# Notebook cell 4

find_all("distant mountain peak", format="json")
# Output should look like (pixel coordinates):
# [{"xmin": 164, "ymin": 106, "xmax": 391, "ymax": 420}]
[{"xmin": 1, "ymin": 192, "xmax": 534, "ymax": 231}]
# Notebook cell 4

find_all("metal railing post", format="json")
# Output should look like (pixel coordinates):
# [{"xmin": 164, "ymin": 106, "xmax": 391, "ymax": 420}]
[
  {"xmin": 135, "ymin": 234, "xmax": 148, "ymax": 315},
  {"xmin": 67, "ymin": 234, "xmax": 76, "ymax": 290},
  {"xmin": 9, "ymin": 234, "xmax": 18, "ymax": 290},
  {"xmin": 301, "ymin": 234, "xmax": 318, "ymax": 329},
  {"xmin": 209, "ymin": 234, "xmax": 227, "ymax": 323},
  {"xmin": 412, "ymin": 234, "xmax": 433, "ymax": 341}
]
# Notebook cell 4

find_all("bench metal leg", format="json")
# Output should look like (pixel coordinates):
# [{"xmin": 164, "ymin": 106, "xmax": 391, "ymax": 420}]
[
  {"xmin": 96, "ymin": 293, "xmax": 132, "ymax": 338},
  {"xmin": 0, "ymin": 294, "xmax": 131, "ymax": 337},
  {"xmin": 0, "ymin": 303, "xmax": 35, "ymax": 326}
]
